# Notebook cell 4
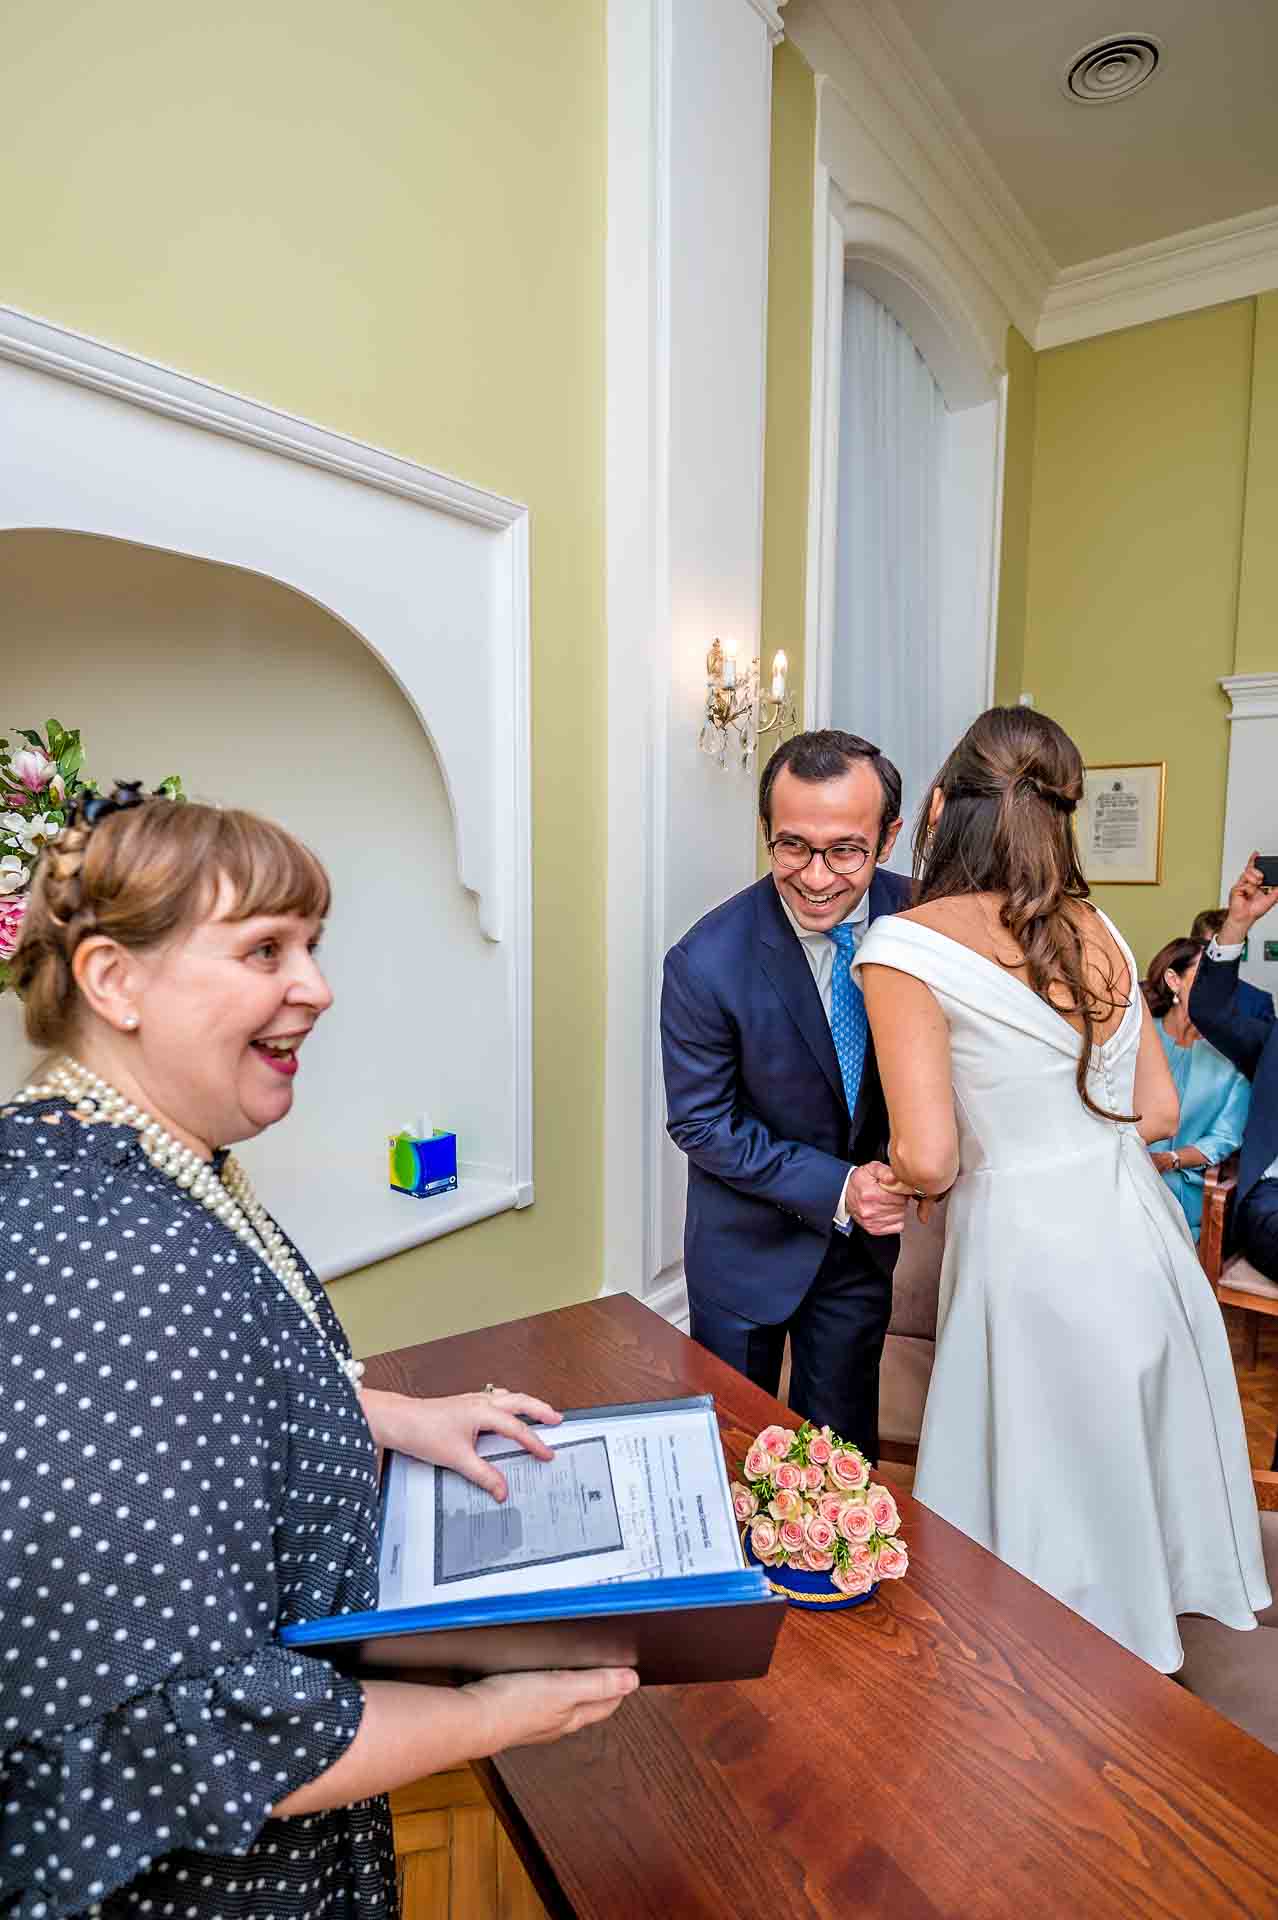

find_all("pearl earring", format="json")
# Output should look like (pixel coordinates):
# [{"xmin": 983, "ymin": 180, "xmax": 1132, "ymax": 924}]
[{"xmin": 123, "ymin": 1014, "xmax": 139, "ymax": 1031}]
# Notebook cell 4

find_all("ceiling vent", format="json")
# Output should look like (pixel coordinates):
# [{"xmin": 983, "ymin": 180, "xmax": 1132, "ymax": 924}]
[{"xmin": 1063, "ymin": 34, "xmax": 1161, "ymax": 104}]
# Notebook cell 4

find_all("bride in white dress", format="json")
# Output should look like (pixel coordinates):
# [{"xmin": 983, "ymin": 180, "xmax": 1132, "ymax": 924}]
[{"xmin": 854, "ymin": 706, "xmax": 1269, "ymax": 1672}]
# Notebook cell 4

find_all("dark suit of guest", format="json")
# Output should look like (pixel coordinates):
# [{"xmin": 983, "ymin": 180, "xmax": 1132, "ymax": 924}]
[
  {"xmin": 660, "ymin": 867, "xmax": 911, "ymax": 1458},
  {"xmin": 1190, "ymin": 949, "xmax": 1278, "ymax": 1471}
]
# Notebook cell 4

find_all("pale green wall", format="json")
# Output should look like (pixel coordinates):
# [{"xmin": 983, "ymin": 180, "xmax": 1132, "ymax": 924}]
[
  {"xmin": 1021, "ymin": 301, "xmax": 1256, "ymax": 969},
  {"xmin": 993, "ymin": 326, "xmax": 1037, "ymax": 707},
  {"xmin": 761, "ymin": 39, "xmax": 816, "ymax": 733},
  {"xmin": 0, "ymin": 0, "xmax": 606, "ymax": 1356}
]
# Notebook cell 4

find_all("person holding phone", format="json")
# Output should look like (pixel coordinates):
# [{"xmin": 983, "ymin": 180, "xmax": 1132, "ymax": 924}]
[{"xmin": 1190, "ymin": 851, "xmax": 1278, "ymax": 1464}]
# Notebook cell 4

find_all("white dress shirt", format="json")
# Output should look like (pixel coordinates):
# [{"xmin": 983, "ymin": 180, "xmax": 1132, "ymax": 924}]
[{"xmin": 776, "ymin": 884, "xmax": 871, "ymax": 1227}]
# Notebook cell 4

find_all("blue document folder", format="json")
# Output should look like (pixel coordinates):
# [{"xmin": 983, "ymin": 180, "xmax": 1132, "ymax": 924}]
[{"xmin": 281, "ymin": 1396, "xmax": 787, "ymax": 1685}]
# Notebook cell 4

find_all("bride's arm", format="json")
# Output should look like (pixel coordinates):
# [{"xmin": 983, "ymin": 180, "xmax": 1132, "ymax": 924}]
[
  {"xmin": 859, "ymin": 963, "xmax": 959, "ymax": 1197},
  {"xmin": 1133, "ymin": 997, "xmax": 1181, "ymax": 1144}
]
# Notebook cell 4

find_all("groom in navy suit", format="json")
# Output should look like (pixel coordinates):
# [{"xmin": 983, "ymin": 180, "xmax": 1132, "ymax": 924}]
[{"xmin": 661, "ymin": 730, "xmax": 911, "ymax": 1459}]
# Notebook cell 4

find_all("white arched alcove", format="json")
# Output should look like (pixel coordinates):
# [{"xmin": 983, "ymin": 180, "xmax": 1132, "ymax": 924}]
[
  {"xmin": 0, "ymin": 309, "xmax": 532, "ymax": 1281},
  {"xmin": 804, "ymin": 75, "xmax": 1007, "ymax": 769}
]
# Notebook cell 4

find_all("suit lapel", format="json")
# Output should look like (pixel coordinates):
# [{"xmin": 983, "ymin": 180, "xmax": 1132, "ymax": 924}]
[{"xmin": 755, "ymin": 881, "xmax": 847, "ymax": 1112}]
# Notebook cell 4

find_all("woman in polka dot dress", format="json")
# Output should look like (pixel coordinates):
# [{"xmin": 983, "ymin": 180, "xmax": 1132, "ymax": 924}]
[{"xmin": 0, "ymin": 794, "xmax": 636, "ymax": 1918}]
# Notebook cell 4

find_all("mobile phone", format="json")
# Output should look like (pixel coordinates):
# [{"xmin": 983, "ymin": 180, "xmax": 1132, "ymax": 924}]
[{"xmin": 1256, "ymin": 856, "xmax": 1278, "ymax": 888}]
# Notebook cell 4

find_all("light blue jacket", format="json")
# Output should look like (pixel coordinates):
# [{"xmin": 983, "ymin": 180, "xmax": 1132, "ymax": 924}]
[{"xmin": 1152, "ymin": 1020, "xmax": 1251, "ymax": 1239}]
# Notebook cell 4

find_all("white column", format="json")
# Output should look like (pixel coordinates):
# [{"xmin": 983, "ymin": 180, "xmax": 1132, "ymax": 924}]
[
  {"xmin": 1219, "ymin": 674, "xmax": 1278, "ymax": 996},
  {"xmin": 605, "ymin": 0, "xmax": 783, "ymax": 1321}
]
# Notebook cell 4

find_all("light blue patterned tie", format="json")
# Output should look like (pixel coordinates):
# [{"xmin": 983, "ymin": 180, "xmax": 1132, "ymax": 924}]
[{"xmin": 827, "ymin": 921, "xmax": 867, "ymax": 1114}]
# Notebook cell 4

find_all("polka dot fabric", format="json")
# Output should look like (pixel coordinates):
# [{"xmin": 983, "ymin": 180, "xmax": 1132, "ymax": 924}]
[
  {"xmin": 0, "ymin": 1100, "xmax": 396, "ymax": 1918},
  {"xmin": 826, "ymin": 922, "xmax": 867, "ymax": 1114}
]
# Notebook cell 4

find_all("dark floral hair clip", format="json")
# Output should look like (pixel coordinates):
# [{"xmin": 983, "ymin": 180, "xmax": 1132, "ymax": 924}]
[{"xmin": 73, "ymin": 777, "xmax": 186, "ymax": 829}]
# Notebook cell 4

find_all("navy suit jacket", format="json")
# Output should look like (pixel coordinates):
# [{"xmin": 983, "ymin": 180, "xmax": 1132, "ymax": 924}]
[
  {"xmin": 1189, "ymin": 951, "xmax": 1278, "ymax": 1202},
  {"xmin": 660, "ymin": 868, "xmax": 912, "ymax": 1321}
]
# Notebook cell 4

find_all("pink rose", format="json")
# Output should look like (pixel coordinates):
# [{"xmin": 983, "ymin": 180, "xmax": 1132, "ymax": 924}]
[
  {"xmin": 817, "ymin": 1492, "xmax": 845, "ymax": 1526},
  {"xmin": 0, "ymin": 893, "xmax": 27, "ymax": 962},
  {"xmin": 743, "ymin": 1444, "xmax": 771, "ymax": 1481},
  {"xmin": 804, "ymin": 1513, "xmax": 836, "ymax": 1554},
  {"xmin": 848, "ymin": 1543, "xmax": 878, "ymax": 1581},
  {"xmin": 868, "ymin": 1484, "xmax": 901, "ymax": 1537},
  {"xmin": 778, "ymin": 1517, "xmax": 808, "ymax": 1556},
  {"xmin": 774, "ymin": 1461, "xmax": 803, "ymax": 1492},
  {"xmin": 750, "ymin": 1517, "xmax": 778, "ymax": 1560},
  {"xmin": 828, "ymin": 1449, "xmax": 870, "ymax": 1492},
  {"xmin": 832, "ymin": 1562, "xmax": 875, "ymax": 1597},
  {"xmin": 767, "ymin": 1488, "xmax": 803, "ymax": 1523},
  {"xmin": 802, "ymin": 1463, "xmax": 825, "ymax": 1492},
  {"xmin": 759, "ymin": 1424, "xmax": 795, "ymax": 1459},
  {"xmin": 731, "ymin": 1482, "xmax": 758, "ymax": 1522},
  {"xmin": 10, "ymin": 749, "xmax": 54, "ymax": 795},
  {"xmin": 804, "ymin": 1547, "xmax": 835, "ymax": 1573},
  {"xmin": 836, "ymin": 1499, "xmax": 875, "ymax": 1545},
  {"xmin": 875, "ymin": 1540, "xmax": 909, "ymax": 1580},
  {"xmin": 807, "ymin": 1434, "xmax": 833, "ymax": 1466}
]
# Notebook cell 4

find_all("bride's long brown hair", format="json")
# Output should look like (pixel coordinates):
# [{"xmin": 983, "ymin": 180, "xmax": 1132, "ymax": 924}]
[{"xmin": 913, "ymin": 706, "xmax": 1132, "ymax": 1121}]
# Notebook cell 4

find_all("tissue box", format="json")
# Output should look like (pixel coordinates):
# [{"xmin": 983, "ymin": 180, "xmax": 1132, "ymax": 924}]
[{"xmin": 388, "ymin": 1129, "xmax": 458, "ymax": 1198}]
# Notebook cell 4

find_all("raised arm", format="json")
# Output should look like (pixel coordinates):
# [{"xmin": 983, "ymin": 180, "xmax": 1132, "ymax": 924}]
[
  {"xmin": 858, "ymin": 962, "xmax": 959, "ymax": 1197},
  {"xmin": 1189, "ymin": 854, "xmax": 1278, "ymax": 1079}
]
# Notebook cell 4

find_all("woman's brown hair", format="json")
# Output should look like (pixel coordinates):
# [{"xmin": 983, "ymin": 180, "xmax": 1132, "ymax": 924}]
[
  {"xmin": 912, "ymin": 705, "xmax": 1130, "ymax": 1120},
  {"xmin": 1142, "ymin": 936, "xmax": 1203, "ymax": 1020},
  {"xmin": 12, "ymin": 799, "xmax": 330, "ymax": 1050}
]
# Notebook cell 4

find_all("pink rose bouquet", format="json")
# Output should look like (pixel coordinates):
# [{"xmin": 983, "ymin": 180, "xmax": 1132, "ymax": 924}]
[{"xmin": 730, "ymin": 1419, "xmax": 910, "ymax": 1593}]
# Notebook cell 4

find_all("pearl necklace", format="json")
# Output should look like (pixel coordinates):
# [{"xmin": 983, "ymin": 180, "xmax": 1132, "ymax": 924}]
[{"xmin": 13, "ymin": 1055, "xmax": 364, "ymax": 1388}]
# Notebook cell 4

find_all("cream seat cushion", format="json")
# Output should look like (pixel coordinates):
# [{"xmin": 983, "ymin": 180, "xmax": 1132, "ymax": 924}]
[{"xmin": 1220, "ymin": 1254, "xmax": 1278, "ymax": 1301}]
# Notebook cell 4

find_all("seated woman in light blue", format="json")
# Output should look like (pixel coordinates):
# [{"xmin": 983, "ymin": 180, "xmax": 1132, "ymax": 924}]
[{"xmin": 1143, "ymin": 936, "xmax": 1251, "ymax": 1240}]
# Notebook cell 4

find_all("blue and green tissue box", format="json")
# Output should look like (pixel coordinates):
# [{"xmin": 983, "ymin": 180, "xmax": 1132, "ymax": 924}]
[{"xmin": 389, "ymin": 1129, "xmax": 458, "ymax": 1198}]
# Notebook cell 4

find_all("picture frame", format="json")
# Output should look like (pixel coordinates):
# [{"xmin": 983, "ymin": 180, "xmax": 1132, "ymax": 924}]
[{"xmin": 1078, "ymin": 762, "xmax": 1166, "ymax": 887}]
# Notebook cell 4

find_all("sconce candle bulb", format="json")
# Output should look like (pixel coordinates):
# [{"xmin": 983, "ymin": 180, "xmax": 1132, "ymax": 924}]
[{"xmin": 699, "ymin": 636, "xmax": 798, "ymax": 769}]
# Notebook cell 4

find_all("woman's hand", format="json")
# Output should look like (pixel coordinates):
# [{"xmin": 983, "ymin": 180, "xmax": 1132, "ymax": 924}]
[
  {"xmin": 1149, "ymin": 1150, "xmax": 1177, "ymax": 1175},
  {"xmin": 876, "ymin": 1167, "xmax": 944, "ymax": 1224},
  {"xmin": 360, "ymin": 1387, "xmax": 563, "ymax": 1501},
  {"xmin": 463, "ymin": 1667, "xmax": 639, "ymax": 1753}
]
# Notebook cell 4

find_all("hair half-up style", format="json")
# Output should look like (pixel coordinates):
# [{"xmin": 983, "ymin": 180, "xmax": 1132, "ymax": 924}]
[
  {"xmin": 11, "ymin": 798, "xmax": 330, "ymax": 1051},
  {"xmin": 912, "ymin": 706, "xmax": 1133, "ymax": 1121},
  {"xmin": 1142, "ymin": 936, "xmax": 1204, "ymax": 1019}
]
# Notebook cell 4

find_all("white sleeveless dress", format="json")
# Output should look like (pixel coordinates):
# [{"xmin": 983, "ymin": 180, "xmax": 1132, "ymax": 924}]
[{"xmin": 853, "ymin": 911, "xmax": 1270, "ymax": 1672}]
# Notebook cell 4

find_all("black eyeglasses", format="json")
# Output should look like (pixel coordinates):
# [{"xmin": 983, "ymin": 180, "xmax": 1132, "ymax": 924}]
[{"xmin": 767, "ymin": 835, "xmax": 870, "ymax": 877}]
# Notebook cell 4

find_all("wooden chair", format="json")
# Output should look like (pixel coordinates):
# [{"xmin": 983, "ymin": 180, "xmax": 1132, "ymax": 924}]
[
  {"xmin": 878, "ymin": 1196, "xmax": 945, "ymax": 1466},
  {"xmin": 1199, "ymin": 1155, "xmax": 1278, "ymax": 1369}
]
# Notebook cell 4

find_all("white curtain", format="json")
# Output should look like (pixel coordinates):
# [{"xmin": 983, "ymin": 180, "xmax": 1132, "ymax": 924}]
[{"xmin": 833, "ymin": 281, "xmax": 945, "ymax": 848}]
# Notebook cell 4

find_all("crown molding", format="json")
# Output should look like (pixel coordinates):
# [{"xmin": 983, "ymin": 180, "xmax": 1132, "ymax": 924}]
[
  {"xmin": 1038, "ymin": 203, "xmax": 1278, "ymax": 350},
  {"xmin": 785, "ymin": 0, "xmax": 1053, "ymax": 348},
  {"xmin": 1221, "ymin": 673, "xmax": 1278, "ymax": 721},
  {"xmin": 743, "ymin": 0, "xmax": 786, "ymax": 45}
]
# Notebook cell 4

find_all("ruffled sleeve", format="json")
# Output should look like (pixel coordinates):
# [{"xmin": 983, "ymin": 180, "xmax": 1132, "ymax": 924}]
[{"xmin": 0, "ymin": 1111, "xmax": 369, "ymax": 1916}]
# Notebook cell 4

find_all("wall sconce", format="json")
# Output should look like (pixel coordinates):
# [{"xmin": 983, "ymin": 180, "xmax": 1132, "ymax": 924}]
[{"xmin": 699, "ymin": 638, "xmax": 798, "ymax": 768}]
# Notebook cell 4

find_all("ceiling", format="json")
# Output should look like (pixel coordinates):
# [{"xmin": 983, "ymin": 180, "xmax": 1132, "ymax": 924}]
[{"xmin": 885, "ymin": 0, "xmax": 1278, "ymax": 267}]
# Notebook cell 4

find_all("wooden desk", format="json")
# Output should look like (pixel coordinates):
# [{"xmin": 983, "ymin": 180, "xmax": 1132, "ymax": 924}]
[{"xmin": 365, "ymin": 1294, "xmax": 1278, "ymax": 1919}]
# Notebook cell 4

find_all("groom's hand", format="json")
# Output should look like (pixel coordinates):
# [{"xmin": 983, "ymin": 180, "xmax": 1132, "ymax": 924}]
[{"xmin": 843, "ymin": 1162, "xmax": 908, "ymax": 1236}]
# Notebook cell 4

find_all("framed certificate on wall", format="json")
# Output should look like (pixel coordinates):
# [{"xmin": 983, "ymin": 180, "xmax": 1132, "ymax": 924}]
[{"xmin": 1079, "ymin": 762, "xmax": 1166, "ymax": 886}]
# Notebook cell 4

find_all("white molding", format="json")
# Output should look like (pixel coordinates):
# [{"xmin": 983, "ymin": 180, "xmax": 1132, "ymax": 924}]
[
  {"xmin": 0, "ymin": 304, "xmax": 524, "ymax": 533},
  {"xmin": 1221, "ymin": 673, "xmax": 1278, "ymax": 721},
  {"xmin": 785, "ymin": 0, "xmax": 1051, "ymax": 348},
  {"xmin": 741, "ymin": 0, "xmax": 786, "ymax": 45},
  {"xmin": 1038, "ymin": 204, "xmax": 1278, "ymax": 350},
  {"xmin": 645, "ymin": 1264, "xmax": 691, "ymax": 1332},
  {"xmin": 0, "ymin": 302, "xmax": 534, "ymax": 1260}
]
